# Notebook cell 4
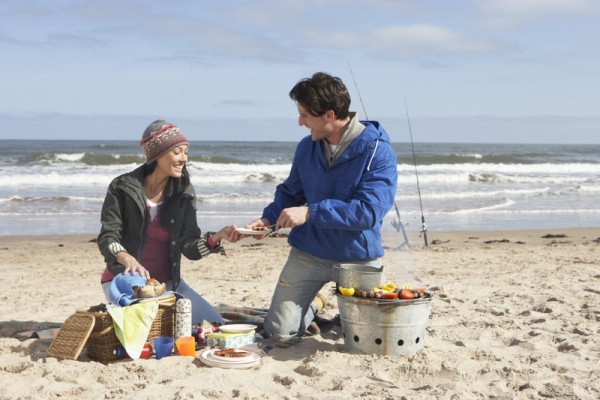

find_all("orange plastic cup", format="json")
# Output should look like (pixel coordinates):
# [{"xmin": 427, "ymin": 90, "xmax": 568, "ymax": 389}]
[{"xmin": 175, "ymin": 336, "xmax": 196, "ymax": 357}]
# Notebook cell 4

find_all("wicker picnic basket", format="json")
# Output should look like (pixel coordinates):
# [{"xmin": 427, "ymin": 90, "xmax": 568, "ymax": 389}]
[{"xmin": 81, "ymin": 294, "xmax": 176, "ymax": 363}]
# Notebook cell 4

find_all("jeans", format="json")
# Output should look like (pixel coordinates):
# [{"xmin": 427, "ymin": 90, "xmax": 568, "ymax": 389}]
[
  {"xmin": 101, "ymin": 277, "xmax": 224, "ymax": 325},
  {"xmin": 263, "ymin": 246, "xmax": 382, "ymax": 338}
]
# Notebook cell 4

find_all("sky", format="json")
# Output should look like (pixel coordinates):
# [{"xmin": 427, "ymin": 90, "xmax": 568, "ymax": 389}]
[{"xmin": 0, "ymin": 0, "xmax": 599, "ymax": 144}]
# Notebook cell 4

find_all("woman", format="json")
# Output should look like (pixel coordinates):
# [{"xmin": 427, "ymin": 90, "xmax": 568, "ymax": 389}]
[{"xmin": 97, "ymin": 119, "xmax": 237, "ymax": 325}]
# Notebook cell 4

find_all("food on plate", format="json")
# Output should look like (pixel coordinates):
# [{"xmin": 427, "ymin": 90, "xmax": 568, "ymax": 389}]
[
  {"xmin": 213, "ymin": 348, "xmax": 250, "ymax": 358},
  {"xmin": 338, "ymin": 287, "xmax": 355, "ymax": 296},
  {"xmin": 400, "ymin": 288, "xmax": 415, "ymax": 300},
  {"xmin": 133, "ymin": 278, "xmax": 166, "ymax": 298},
  {"xmin": 252, "ymin": 226, "xmax": 271, "ymax": 231},
  {"xmin": 383, "ymin": 291, "xmax": 398, "ymax": 299}
]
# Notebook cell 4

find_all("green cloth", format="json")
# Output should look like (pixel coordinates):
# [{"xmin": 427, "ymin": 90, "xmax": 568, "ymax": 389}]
[{"xmin": 107, "ymin": 301, "xmax": 158, "ymax": 359}]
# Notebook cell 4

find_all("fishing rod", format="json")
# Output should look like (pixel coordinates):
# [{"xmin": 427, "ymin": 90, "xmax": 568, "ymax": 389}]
[
  {"xmin": 347, "ymin": 63, "xmax": 410, "ymax": 249},
  {"xmin": 347, "ymin": 63, "xmax": 369, "ymax": 120},
  {"xmin": 404, "ymin": 98, "xmax": 428, "ymax": 247}
]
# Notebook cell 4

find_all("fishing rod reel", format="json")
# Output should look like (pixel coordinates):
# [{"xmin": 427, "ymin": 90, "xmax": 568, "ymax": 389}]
[
  {"xmin": 391, "ymin": 202, "xmax": 411, "ymax": 250},
  {"xmin": 390, "ymin": 217, "xmax": 406, "ymax": 232},
  {"xmin": 390, "ymin": 212, "xmax": 409, "ymax": 233}
]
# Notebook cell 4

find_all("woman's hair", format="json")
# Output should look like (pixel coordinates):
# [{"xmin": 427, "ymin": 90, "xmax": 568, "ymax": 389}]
[
  {"xmin": 145, "ymin": 161, "xmax": 191, "ymax": 228},
  {"xmin": 289, "ymin": 72, "xmax": 351, "ymax": 119}
]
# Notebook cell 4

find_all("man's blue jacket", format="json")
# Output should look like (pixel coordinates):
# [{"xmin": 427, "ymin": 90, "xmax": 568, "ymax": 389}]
[{"xmin": 262, "ymin": 120, "xmax": 398, "ymax": 262}]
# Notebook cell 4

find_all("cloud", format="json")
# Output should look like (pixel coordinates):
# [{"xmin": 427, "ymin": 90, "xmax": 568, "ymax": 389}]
[
  {"xmin": 303, "ymin": 23, "xmax": 502, "ymax": 61},
  {"xmin": 1, "ymin": 1, "xmax": 509, "ymax": 65},
  {"xmin": 0, "ymin": 0, "xmax": 55, "ymax": 18},
  {"xmin": 371, "ymin": 24, "xmax": 501, "ymax": 57},
  {"xmin": 75, "ymin": 1, "xmax": 303, "ymax": 63},
  {"xmin": 2, "ymin": 1, "xmax": 294, "ymax": 63},
  {"xmin": 184, "ymin": 25, "xmax": 301, "ymax": 63},
  {"xmin": 2, "ymin": 1, "xmax": 501, "ymax": 64},
  {"xmin": 478, "ymin": 0, "xmax": 596, "ymax": 15},
  {"xmin": 0, "ymin": 30, "xmax": 28, "ymax": 45},
  {"xmin": 46, "ymin": 32, "xmax": 109, "ymax": 48},
  {"xmin": 475, "ymin": 0, "xmax": 599, "ymax": 27}
]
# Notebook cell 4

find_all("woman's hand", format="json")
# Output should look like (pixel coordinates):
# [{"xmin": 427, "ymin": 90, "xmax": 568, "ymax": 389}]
[
  {"xmin": 116, "ymin": 251, "xmax": 151, "ymax": 279},
  {"xmin": 212, "ymin": 225, "xmax": 239, "ymax": 243}
]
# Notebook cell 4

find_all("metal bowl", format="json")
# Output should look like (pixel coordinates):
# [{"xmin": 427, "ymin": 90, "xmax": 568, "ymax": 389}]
[{"xmin": 338, "ymin": 264, "xmax": 383, "ymax": 291}]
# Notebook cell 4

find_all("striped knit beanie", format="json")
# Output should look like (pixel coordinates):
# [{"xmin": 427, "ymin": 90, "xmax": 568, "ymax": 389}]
[{"xmin": 140, "ymin": 120, "xmax": 189, "ymax": 164}]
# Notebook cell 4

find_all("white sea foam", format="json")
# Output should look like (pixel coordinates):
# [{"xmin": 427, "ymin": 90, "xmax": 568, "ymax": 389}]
[
  {"xmin": 54, "ymin": 152, "xmax": 86, "ymax": 162},
  {"xmin": 398, "ymin": 162, "xmax": 600, "ymax": 174},
  {"xmin": 450, "ymin": 198, "xmax": 516, "ymax": 214}
]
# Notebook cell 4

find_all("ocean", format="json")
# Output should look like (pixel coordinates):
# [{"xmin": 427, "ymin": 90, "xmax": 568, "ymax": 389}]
[{"xmin": 1, "ymin": 139, "xmax": 599, "ymax": 237}]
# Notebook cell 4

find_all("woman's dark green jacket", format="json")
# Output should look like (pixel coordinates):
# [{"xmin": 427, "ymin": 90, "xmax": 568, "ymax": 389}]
[{"xmin": 97, "ymin": 164, "xmax": 217, "ymax": 291}]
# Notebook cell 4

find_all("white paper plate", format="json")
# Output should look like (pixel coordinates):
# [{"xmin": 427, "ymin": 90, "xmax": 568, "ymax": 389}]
[
  {"xmin": 235, "ymin": 227, "xmax": 272, "ymax": 236},
  {"xmin": 199, "ymin": 349, "xmax": 260, "ymax": 369},
  {"xmin": 218, "ymin": 324, "xmax": 257, "ymax": 333},
  {"xmin": 199, "ymin": 357, "xmax": 260, "ymax": 369}
]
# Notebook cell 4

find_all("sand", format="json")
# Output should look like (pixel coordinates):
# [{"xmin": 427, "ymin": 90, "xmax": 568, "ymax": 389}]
[{"xmin": 0, "ymin": 228, "xmax": 598, "ymax": 399}]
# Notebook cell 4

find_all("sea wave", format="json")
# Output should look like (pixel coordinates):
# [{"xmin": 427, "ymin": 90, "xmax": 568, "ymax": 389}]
[
  {"xmin": 11, "ymin": 151, "xmax": 286, "ymax": 166},
  {"xmin": 399, "ymin": 162, "xmax": 600, "ymax": 174},
  {"xmin": 411, "ymin": 187, "xmax": 551, "ymax": 200},
  {"xmin": 1, "ymin": 161, "xmax": 599, "ymax": 187},
  {"xmin": 6, "ymin": 145, "xmax": 600, "ymax": 167},
  {"xmin": 449, "ymin": 198, "xmax": 516, "ymax": 214},
  {"xmin": 12, "ymin": 152, "xmax": 145, "ymax": 166},
  {"xmin": 1, "ymin": 195, "xmax": 104, "ymax": 203}
]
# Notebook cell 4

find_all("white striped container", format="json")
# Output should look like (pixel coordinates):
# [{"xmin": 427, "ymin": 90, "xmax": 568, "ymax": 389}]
[{"xmin": 175, "ymin": 298, "xmax": 192, "ymax": 339}]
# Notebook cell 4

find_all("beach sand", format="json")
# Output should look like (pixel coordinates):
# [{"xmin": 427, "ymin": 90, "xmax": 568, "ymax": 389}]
[{"xmin": 0, "ymin": 228, "xmax": 598, "ymax": 399}]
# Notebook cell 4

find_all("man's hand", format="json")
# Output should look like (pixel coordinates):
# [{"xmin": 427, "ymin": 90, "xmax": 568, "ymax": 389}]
[{"xmin": 275, "ymin": 206, "xmax": 309, "ymax": 231}]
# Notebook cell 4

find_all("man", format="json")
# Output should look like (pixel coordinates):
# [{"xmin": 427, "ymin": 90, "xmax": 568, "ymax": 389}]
[{"xmin": 241, "ymin": 72, "xmax": 398, "ymax": 338}]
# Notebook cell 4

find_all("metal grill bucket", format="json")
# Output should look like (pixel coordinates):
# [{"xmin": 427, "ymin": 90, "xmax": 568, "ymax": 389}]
[{"xmin": 337, "ymin": 293, "xmax": 433, "ymax": 355}]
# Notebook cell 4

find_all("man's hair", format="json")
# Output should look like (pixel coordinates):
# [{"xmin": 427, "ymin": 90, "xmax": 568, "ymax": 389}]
[{"xmin": 289, "ymin": 72, "xmax": 351, "ymax": 119}]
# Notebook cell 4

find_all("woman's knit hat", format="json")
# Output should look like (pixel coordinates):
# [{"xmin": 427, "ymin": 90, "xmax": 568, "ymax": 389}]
[{"xmin": 140, "ymin": 120, "xmax": 189, "ymax": 164}]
